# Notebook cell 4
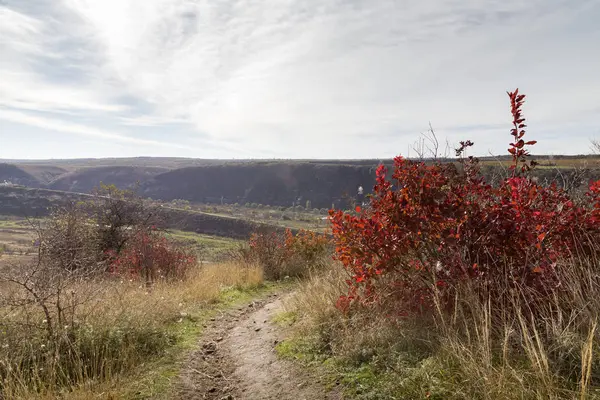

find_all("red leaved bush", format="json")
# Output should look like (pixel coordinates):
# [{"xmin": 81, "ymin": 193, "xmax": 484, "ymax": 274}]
[
  {"xmin": 107, "ymin": 229, "xmax": 197, "ymax": 283},
  {"xmin": 330, "ymin": 90, "xmax": 600, "ymax": 316},
  {"xmin": 248, "ymin": 229, "xmax": 330, "ymax": 279}
]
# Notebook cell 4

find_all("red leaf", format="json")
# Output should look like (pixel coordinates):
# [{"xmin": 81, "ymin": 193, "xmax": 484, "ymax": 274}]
[
  {"xmin": 355, "ymin": 206, "xmax": 361, "ymax": 213},
  {"xmin": 538, "ymin": 232, "xmax": 546, "ymax": 242},
  {"xmin": 525, "ymin": 141, "xmax": 537, "ymax": 145}
]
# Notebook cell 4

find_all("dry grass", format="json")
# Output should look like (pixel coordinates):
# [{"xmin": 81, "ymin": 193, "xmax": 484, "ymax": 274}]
[
  {"xmin": 0, "ymin": 223, "xmax": 36, "ymax": 269},
  {"xmin": 479, "ymin": 156, "xmax": 600, "ymax": 169},
  {"xmin": 0, "ymin": 261, "xmax": 264, "ymax": 399},
  {"xmin": 286, "ymin": 262, "xmax": 347, "ymax": 334},
  {"xmin": 284, "ymin": 255, "xmax": 600, "ymax": 399},
  {"xmin": 430, "ymin": 255, "xmax": 600, "ymax": 399}
]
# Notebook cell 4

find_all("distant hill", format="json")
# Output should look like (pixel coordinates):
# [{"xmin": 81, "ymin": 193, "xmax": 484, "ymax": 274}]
[
  {"xmin": 0, "ymin": 155, "xmax": 598, "ymax": 210},
  {"xmin": 0, "ymin": 163, "xmax": 41, "ymax": 187},
  {"xmin": 18, "ymin": 165, "xmax": 69, "ymax": 185},
  {"xmin": 1, "ymin": 157, "xmax": 256, "ymax": 170},
  {"xmin": 142, "ymin": 162, "xmax": 378, "ymax": 208},
  {"xmin": 48, "ymin": 166, "xmax": 170, "ymax": 193},
  {"xmin": 0, "ymin": 158, "xmax": 383, "ymax": 209}
]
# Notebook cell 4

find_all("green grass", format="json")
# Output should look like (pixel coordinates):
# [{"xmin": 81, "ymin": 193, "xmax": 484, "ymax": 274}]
[
  {"xmin": 163, "ymin": 203, "xmax": 328, "ymax": 232},
  {"xmin": 274, "ymin": 335, "xmax": 379, "ymax": 398},
  {"xmin": 271, "ymin": 310, "xmax": 298, "ymax": 327},
  {"xmin": 0, "ymin": 217, "xmax": 36, "ymax": 230},
  {"xmin": 206, "ymin": 210, "xmax": 324, "ymax": 231},
  {"xmin": 275, "ymin": 333, "xmax": 452, "ymax": 400},
  {"xmin": 165, "ymin": 229, "xmax": 242, "ymax": 261}
]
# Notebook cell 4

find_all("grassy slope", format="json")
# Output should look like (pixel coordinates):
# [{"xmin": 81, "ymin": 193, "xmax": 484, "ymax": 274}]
[
  {"xmin": 173, "ymin": 204, "xmax": 328, "ymax": 232},
  {"xmin": 0, "ymin": 224, "xmax": 283, "ymax": 399},
  {"xmin": 165, "ymin": 229, "xmax": 242, "ymax": 261},
  {"xmin": 1, "ymin": 262, "xmax": 286, "ymax": 400}
]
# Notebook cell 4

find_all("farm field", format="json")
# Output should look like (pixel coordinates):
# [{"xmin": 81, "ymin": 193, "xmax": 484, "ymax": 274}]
[
  {"xmin": 0, "ymin": 217, "xmax": 37, "ymax": 270},
  {"xmin": 0, "ymin": 216, "xmax": 246, "ymax": 264},
  {"xmin": 162, "ymin": 200, "xmax": 330, "ymax": 232}
]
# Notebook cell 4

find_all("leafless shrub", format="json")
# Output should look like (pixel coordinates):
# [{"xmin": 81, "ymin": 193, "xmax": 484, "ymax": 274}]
[
  {"xmin": 85, "ymin": 183, "xmax": 163, "ymax": 255},
  {"xmin": 411, "ymin": 123, "xmax": 451, "ymax": 160},
  {"xmin": 0, "ymin": 211, "xmax": 104, "ymax": 341}
]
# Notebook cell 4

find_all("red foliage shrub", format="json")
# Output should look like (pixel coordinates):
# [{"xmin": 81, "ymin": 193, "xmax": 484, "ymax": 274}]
[
  {"xmin": 247, "ymin": 231, "xmax": 288, "ymax": 278},
  {"xmin": 107, "ymin": 229, "xmax": 197, "ymax": 283},
  {"xmin": 286, "ymin": 229, "xmax": 331, "ymax": 263},
  {"xmin": 248, "ymin": 229, "xmax": 330, "ymax": 279},
  {"xmin": 330, "ymin": 90, "xmax": 600, "ymax": 316}
]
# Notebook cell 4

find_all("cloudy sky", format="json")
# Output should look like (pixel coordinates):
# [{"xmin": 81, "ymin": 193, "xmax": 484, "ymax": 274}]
[{"xmin": 0, "ymin": 0, "xmax": 598, "ymax": 159}]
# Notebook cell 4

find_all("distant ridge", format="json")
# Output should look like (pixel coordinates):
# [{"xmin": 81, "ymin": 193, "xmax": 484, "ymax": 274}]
[{"xmin": 1, "ymin": 155, "xmax": 598, "ymax": 209}]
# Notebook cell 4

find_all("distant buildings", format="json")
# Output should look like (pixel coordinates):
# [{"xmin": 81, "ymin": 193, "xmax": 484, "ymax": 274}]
[{"xmin": 357, "ymin": 185, "xmax": 365, "ymax": 206}]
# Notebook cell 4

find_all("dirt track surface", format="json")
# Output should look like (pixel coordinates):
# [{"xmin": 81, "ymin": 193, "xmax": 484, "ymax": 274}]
[{"xmin": 174, "ymin": 293, "xmax": 341, "ymax": 400}]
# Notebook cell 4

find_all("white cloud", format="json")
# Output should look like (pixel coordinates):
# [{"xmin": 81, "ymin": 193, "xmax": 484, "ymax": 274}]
[
  {"xmin": 0, "ymin": 108, "xmax": 188, "ymax": 149},
  {"xmin": 0, "ymin": 70, "xmax": 128, "ymax": 113},
  {"xmin": 1, "ymin": 0, "xmax": 599, "ymax": 158},
  {"xmin": 119, "ymin": 115, "xmax": 187, "ymax": 127},
  {"xmin": 0, "ymin": 6, "xmax": 44, "ymax": 55},
  {"xmin": 0, "ymin": 4, "xmax": 127, "ymax": 115}
]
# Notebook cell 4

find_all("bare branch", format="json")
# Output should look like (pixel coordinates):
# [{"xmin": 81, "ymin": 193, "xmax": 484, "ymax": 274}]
[{"xmin": 592, "ymin": 139, "xmax": 600, "ymax": 154}]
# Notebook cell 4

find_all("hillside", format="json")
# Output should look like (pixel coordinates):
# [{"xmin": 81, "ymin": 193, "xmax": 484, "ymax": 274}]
[
  {"xmin": 1, "ymin": 156, "xmax": 599, "ymax": 211},
  {"xmin": 141, "ymin": 162, "xmax": 378, "ymax": 208},
  {"xmin": 17, "ymin": 164, "xmax": 69, "ymax": 185},
  {"xmin": 0, "ymin": 163, "xmax": 41, "ymax": 187},
  {"xmin": 48, "ymin": 166, "xmax": 170, "ymax": 193},
  {"xmin": 0, "ymin": 186, "xmax": 291, "ymax": 239},
  {"xmin": 2, "ymin": 157, "xmax": 255, "ymax": 170}
]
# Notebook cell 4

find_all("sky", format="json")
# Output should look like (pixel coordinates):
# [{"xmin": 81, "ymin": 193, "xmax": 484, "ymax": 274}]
[{"xmin": 0, "ymin": 0, "xmax": 599, "ymax": 160}]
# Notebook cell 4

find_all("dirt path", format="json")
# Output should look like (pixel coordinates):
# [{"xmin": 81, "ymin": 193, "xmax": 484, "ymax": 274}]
[{"xmin": 174, "ymin": 292, "xmax": 341, "ymax": 400}]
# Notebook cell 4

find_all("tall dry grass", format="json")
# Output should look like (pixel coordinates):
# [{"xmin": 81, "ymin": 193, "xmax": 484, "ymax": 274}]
[
  {"xmin": 430, "ymin": 253, "xmax": 600, "ymax": 399},
  {"xmin": 0, "ymin": 261, "xmax": 263, "ymax": 398},
  {"xmin": 288, "ymin": 254, "xmax": 600, "ymax": 399}
]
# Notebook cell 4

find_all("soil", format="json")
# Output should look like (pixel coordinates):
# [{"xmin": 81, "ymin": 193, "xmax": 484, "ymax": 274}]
[{"xmin": 174, "ymin": 293, "xmax": 341, "ymax": 400}]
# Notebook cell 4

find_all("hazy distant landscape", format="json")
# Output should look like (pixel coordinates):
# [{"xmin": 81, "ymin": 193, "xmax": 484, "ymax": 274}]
[
  {"xmin": 2, "ymin": 153, "xmax": 599, "ymax": 244},
  {"xmin": 2, "ymin": 0, "xmax": 600, "ymax": 398},
  {"xmin": 3, "ymin": 154, "xmax": 599, "ymax": 207}
]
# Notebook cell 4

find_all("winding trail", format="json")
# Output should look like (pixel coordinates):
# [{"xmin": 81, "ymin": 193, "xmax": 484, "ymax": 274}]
[{"xmin": 175, "ymin": 292, "xmax": 341, "ymax": 400}]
